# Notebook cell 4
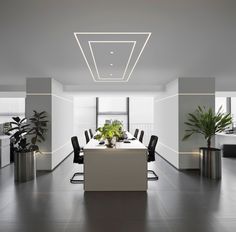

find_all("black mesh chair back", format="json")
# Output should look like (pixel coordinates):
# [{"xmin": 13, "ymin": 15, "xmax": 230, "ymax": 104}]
[
  {"xmin": 70, "ymin": 136, "xmax": 84, "ymax": 183},
  {"xmin": 147, "ymin": 135, "xmax": 158, "ymax": 162},
  {"xmin": 139, "ymin": 130, "xmax": 144, "ymax": 143},
  {"xmin": 71, "ymin": 136, "xmax": 83, "ymax": 164},
  {"xmin": 89, "ymin": 129, "xmax": 93, "ymax": 138},
  {"xmin": 134, "ymin": 129, "xmax": 139, "ymax": 138},
  {"xmin": 84, "ymin": 130, "xmax": 90, "ymax": 144},
  {"xmin": 147, "ymin": 135, "xmax": 159, "ymax": 180}
]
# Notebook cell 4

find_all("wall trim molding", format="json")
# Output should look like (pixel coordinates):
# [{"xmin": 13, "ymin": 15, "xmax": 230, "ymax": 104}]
[
  {"xmin": 158, "ymin": 142, "xmax": 200, "ymax": 155},
  {"xmin": 154, "ymin": 94, "xmax": 178, "ymax": 103},
  {"xmin": 26, "ymin": 93, "xmax": 73, "ymax": 103},
  {"xmin": 155, "ymin": 93, "xmax": 215, "ymax": 103},
  {"xmin": 41, "ymin": 141, "xmax": 71, "ymax": 155},
  {"xmin": 158, "ymin": 141, "xmax": 178, "ymax": 153},
  {"xmin": 179, "ymin": 93, "xmax": 215, "ymax": 96}
]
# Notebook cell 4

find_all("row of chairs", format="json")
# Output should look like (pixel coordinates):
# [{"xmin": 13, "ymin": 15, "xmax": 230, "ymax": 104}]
[
  {"xmin": 134, "ymin": 128, "xmax": 144, "ymax": 143},
  {"xmin": 86, "ymin": 128, "xmax": 143, "ymax": 144},
  {"xmin": 84, "ymin": 129, "xmax": 94, "ymax": 144},
  {"xmin": 70, "ymin": 132, "xmax": 159, "ymax": 183}
]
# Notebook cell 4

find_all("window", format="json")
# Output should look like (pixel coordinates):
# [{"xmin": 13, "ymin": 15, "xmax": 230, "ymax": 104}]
[
  {"xmin": 96, "ymin": 97, "xmax": 129, "ymax": 130},
  {"xmin": 0, "ymin": 98, "xmax": 25, "ymax": 124},
  {"xmin": 216, "ymin": 97, "xmax": 236, "ymax": 128},
  {"xmin": 231, "ymin": 98, "xmax": 236, "ymax": 127},
  {"xmin": 215, "ymin": 97, "xmax": 227, "ymax": 113}
]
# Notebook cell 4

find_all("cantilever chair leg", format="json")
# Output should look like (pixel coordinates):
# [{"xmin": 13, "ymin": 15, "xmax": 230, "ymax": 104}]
[
  {"xmin": 70, "ymin": 172, "xmax": 84, "ymax": 183},
  {"xmin": 148, "ymin": 170, "xmax": 159, "ymax": 180}
]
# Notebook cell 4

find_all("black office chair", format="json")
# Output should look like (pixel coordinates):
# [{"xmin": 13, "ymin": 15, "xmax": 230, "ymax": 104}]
[
  {"xmin": 70, "ymin": 136, "xmax": 84, "ymax": 183},
  {"xmin": 134, "ymin": 129, "xmax": 139, "ymax": 139},
  {"xmin": 84, "ymin": 130, "xmax": 90, "ymax": 144},
  {"xmin": 147, "ymin": 135, "xmax": 159, "ymax": 180},
  {"xmin": 139, "ymin": 130, "xmax": 144, "ymax": 143},
  {"xmin": 89, "ymin": 129, "xmax": 93, "ymax": 139}
]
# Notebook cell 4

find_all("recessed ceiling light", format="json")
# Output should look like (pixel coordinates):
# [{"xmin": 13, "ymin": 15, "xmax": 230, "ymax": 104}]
[
  {"xmin": 110, "ymin": 51, "xmax": 114, "ymax": 55},
  {"xmin": 110, "ymin": 63, "xmax": 113, "ymax": 66},
  {"xmin": 109, "ymin": 73, "xmax": 113, "ymax": 76}
]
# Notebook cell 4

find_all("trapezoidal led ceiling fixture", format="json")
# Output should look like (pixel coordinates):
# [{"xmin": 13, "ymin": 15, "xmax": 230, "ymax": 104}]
[{"xmin": 74, "ymin": 32, "xmax": 151, "ymax": 82}]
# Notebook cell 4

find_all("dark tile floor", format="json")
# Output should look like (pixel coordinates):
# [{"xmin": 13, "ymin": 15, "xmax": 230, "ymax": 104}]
[{"xmin": 1, "ymin": 154, "xmax": 236, "ymax": 232}]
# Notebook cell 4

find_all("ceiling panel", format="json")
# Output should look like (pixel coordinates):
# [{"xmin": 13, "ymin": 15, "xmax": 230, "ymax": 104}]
[
  {"xmin": 74, "ymin": 32, "xmax": 151, "ymax": 82},
  {"xmin": 89, "ymin": 41, "xmax": 135, "ymax": 79}
]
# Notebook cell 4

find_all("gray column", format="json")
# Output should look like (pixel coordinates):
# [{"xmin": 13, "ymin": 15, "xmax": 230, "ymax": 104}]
[
  {"xmin": 178, "ymin": 77, "xmax": 215, "ymax": 169},
  {"xmin": 26, "ymin": 78, "xmax": 73, "ymax": 170},
  {"xmin": 154, "ymin": 77, "xmax": 215, "ymax": 169}
]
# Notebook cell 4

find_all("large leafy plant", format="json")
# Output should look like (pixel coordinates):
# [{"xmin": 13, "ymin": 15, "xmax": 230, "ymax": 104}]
[
  {"xmin": 8, "ymin": 111, "xmax": 48, "ymax": 153},
  {"xmin": 28, "ymin": 111, "xmax": 48, "ymax": 152},
  {"xmin": 8, "ymin": 117, "xmax": 30, "ymax": 152},
  {"xmin": 183, "ymin": 106, "xmax": 232, "ymax": 148},
  {"xmin": 94, "ymin": 121, "xmax": 123, "ymax": 142}
]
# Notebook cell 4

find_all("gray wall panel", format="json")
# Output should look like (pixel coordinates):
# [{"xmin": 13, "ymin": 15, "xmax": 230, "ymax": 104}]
[
  {"xmin": 26, "ymin": 78, "xmax": 73, "ymax": 170},
  {"xmin": 179, "ymin": 77, "xmax": 215, "ymax": 94},
  {"xmin": 26, "ymin": 78, "xmax": 52, "ymax": 93}
]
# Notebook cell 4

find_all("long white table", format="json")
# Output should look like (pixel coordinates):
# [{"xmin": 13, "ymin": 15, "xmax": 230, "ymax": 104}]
[{"xmin": 83, "ymin": 133, "xmax": 147, "ymax": 191}]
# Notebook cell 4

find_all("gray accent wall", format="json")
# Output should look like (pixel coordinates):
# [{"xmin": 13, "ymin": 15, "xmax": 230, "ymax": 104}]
[
  {"xmin": 154, "ymin": 77, "xmax": 215, "ymax": 169},
  {"xmin": 26, "ymin": 78, "xmax": 73, "ymax": 171}
]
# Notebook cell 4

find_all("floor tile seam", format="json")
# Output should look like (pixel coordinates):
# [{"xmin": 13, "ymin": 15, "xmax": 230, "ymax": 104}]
[{"xmin": 153, "ymin": 169, "xmax": 179, "ymax": 190}]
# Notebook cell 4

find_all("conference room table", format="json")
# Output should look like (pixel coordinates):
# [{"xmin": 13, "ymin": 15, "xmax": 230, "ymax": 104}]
[{"xmin": 83, "ymin": 132, "xmax": 148, "ymax": 191}]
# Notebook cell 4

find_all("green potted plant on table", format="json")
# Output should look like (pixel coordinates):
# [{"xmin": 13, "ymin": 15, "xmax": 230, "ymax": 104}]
[
  {"xmin": 94, "ymin": 121, "xmax": 123, "ymax": 148},
  {"xmin": 183, "ymin": 106, "xmax": 232, "ymax": 179},
  {"xmin": 8, "ymin": 111, "xmax": 48, "ymax": 182}
]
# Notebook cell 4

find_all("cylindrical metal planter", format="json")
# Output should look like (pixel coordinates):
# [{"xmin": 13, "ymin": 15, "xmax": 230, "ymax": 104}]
[
  {"xmin": 199, "ymin": 147, "xmax": 221, "ymax": 179},
  {"xmin": 14, "ymin": 151, "xmax": 36, "ymax": 182}
]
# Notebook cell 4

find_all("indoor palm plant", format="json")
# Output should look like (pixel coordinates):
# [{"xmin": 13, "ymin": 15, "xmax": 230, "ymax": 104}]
[
  {"xmin": 183, "ymin": 106, "xmax": 232, "ymax": 179},
  {"xmin": 8, "ymin": 111, "xmax": 48, "ymax": 182},
  {"xmin": 94, "ymin": 121, "xmax": 123, "ymax": 148}
]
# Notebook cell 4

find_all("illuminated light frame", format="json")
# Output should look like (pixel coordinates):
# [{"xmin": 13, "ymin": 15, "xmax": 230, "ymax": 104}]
[
  {"xmin": 74, "ymin": 32, "xmax": 151, "ymax": 82},
  {"xmin": 88, "ymin": 41, "xmax": 136, "ymax": 81}
]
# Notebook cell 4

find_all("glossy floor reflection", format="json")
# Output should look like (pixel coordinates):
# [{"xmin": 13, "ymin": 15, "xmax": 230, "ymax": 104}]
[{"xmin": 1, "ymin": 154, "xmax": 236, "ymax": 232}]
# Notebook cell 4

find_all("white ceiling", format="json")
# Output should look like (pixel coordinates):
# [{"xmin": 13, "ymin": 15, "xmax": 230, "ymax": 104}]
[{"xmin": 0, "ymin": 0, "xmax": 236, "ymax": 91}]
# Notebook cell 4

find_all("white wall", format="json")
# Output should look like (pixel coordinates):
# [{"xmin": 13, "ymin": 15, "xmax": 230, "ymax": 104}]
[
  {"xmin": 154, "ymin": 79, "xmax": 179, "ymax": 168},
  {"xmin": 129, "ymin": 97, "xmax": 154, "ymax": 145},
  {"xmin": 51, "ymin": 79, "xmax": 73, "ymax": 169},
  {"xmin": 73, "ymin": 97, "xmax": 96, "ymax": 146}
]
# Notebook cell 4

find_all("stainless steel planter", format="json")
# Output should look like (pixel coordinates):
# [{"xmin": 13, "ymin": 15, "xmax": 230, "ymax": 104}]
[
  {"xmin": 199, "ymin": 147, "xmax": 221, "ymax": 179},
  {"xmin": 14, "ymin": 151, "xmax": 36, "ymax": 182}
]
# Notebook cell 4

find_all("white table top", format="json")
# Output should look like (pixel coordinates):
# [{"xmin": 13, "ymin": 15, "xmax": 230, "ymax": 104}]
[{"xmin": 84, "ymin": 132, "xmax": 147, "ymax": 150}]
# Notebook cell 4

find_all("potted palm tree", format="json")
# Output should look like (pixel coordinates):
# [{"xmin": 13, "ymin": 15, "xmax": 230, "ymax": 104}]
[
  {"xmin": 183, "ymin": 106, "xmax": 232, "ymax": 179},
  {"xmin": 94, "ymin": 121, "xmax": 123, "ymax": 148},
  {"xmin": 8, "ymin": 111, "xmax": 48, "ymax": 182}
]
